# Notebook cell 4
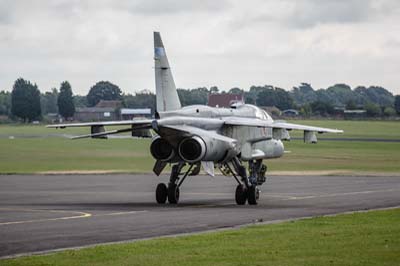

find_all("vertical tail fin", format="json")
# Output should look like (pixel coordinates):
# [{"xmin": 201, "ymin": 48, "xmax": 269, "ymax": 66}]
[{"xmin": 154, "ymin": 32, "xmax": 181, "ymax": 112}]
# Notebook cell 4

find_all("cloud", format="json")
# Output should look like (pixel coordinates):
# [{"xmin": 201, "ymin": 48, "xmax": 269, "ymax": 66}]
[
  {"xmin": 128, "ymin": 0, "xmax": 230, "ymax": 15},
  {"xmin": 286, "ymin": 0, "xmax": 372, "ymax": 28},
  {"xmin": 236, "ymin": 0, "xmax": 400, "ymax": 29},
  {"xmin": 0, "ymin": 0, "xmax": 399, "ymax": 94},
  {"xmin": 0, "ymin": 0, "xmax": 15, "ymax": 24}
]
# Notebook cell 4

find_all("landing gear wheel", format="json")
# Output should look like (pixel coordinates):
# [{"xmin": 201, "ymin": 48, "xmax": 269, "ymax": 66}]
[
  {"xmin": 235, "ymin": 184, "xmax": 247, "ymax": 205},
  {"xmin": 156, "ymin": 183, "xmax": 168, "ymax": 204},
  {"xmin": 248, "ymin": 186, "xmax": 259, "ymax": 205},
  {"xmin": 168, "ymin": 184, "xmax": 180, "ymax": 204}
]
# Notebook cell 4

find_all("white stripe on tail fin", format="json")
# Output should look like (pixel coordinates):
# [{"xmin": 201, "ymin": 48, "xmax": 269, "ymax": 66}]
[{"xmin": 154, "ymin": 32, "xmax": 181, "ymax": 112}]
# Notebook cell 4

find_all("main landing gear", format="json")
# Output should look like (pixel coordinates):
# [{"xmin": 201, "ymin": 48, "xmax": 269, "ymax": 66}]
[
  {"xmin": 156, "ymin": 162, "xmax": 195, "ymax": 204},
  {"xmin": 222, "ymin": 157, "xmax": 267, "ymax": 205},
  {"xmin": 155, "ymin": 158, "xmax": 267, "ymax": 206}
]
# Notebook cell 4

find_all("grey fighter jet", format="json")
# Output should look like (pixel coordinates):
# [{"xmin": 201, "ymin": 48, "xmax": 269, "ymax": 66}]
[{"xmin": 48, "ymin": 32, "xmax": 343, "ymax": 205}]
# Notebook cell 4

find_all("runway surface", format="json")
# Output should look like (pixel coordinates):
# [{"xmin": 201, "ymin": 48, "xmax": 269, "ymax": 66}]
[{"xmin": 1, "ymin": 173, "xmax": 399, "ymax": 258}]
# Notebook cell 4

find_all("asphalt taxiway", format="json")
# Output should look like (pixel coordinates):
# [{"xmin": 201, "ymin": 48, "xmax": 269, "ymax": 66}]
[{"xmin": 1, "ymin": 173, "xmax": 399, "ymax": 258}]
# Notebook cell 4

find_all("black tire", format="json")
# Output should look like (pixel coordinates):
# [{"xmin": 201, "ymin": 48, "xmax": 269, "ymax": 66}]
[
  {"xmin": 168, "ymin": 183, "xmax": 180, "ymax": 204},
  {"xmin": 248, "ymin": 185, "xmax": 258, "ymax": 205},
  {"xmin": 156, "ymin": 183, "xmax": 168, "ymax": 204},
  {"xmin": 235, "ymin": 184, "xmax": 247, "ymax": 205}
]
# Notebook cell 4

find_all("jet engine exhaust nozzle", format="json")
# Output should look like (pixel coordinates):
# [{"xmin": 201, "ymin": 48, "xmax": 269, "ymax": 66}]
[
  {"xmin": 178, "ymin": 136, "xmax": 206, "ymax": 163},
  {"xmin": 150, "ymin": 136, "xmax": 175, "ymax": 162}
]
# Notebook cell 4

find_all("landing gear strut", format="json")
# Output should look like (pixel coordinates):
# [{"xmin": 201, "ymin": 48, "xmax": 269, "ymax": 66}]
[
  {"xmin": 224, "ymin": 157, "xmax": 267, "ymax": 205},
  {"xmin": 155, "ymin": 163, "xmax": 194, "ymax": 204}
]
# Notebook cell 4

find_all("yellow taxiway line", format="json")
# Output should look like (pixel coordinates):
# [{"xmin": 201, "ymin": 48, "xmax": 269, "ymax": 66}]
[{"xmin": 0, "ymin": 208, "xmax": 92, "ymax": 226}]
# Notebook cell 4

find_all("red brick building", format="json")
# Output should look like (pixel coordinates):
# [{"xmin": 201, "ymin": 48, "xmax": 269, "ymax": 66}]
[{"xmin": 208, "ymin": 94, "xmax": 244, "ymax": 108}]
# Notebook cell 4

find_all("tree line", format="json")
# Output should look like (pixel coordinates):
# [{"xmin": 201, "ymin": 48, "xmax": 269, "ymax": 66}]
[{"xmin": 1, "ymin": 78, "xmax": 400, "ymax": 122}]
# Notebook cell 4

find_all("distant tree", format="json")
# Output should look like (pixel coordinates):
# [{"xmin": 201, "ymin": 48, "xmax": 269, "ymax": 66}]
[
  {"xmin": 87, "ymin": 81, "xmax": 122, "ymax": 107},
  {"xmin": 310, "ymin": 101, "xmax": 334, "ymax": 116},
  {"xmin": 383, "ymin": 107, "xmax": 396, "ymax": 117},
  {"xmin": 254, "ymin": 86, "xmax": 276, "ymax": 107},
  {"xmin": 190, "ymin": 87, "xmax": 209, "ymax": 105},
  {"xmin": 365, "ymin": 86, "xmax": 394, "ymax": 107},
  {"xmin": 291, "ymin": 83, "xmax": 317, "ymax": 105},
  {"xmin": 41, "ymin": 88, "xmax": 58, "ymax": 115},
  {"xmin": 123, "ymin": 90, "xmax": 156, "ymax": 113},
  {"xmin": 364, "ymin": 102, "xmax": 381, "ymax": 117},
  {"xmin": 11, "ymin": 78, "xmax": 41, "ymax": 122},
  {"xmin": 177, "ymin": 89, "xmax": 190, "ymax": 106},
  {"xmin": 345, "ymin": 99, "xmax": 357, "ymax": 110},
  {"xmin": 322, "ymin": 84, "xmax": 355, "ymax": 106},
  {"xmin": 299, "ymin": 104, "xmax": 312, "ymax": 117},
  {"xmin": 228, "ymin": 87, "xmax": 243, "ymax": 94},
  {"xmin": 57, "ymin": 81, "xmax": 75, "ymax": 119},
  {"xmin": 73, "ymin": 95, "xmax": 88, "ymax": 108},
  {"xmin": 177, "ymin": 87, "xmax": 209, "ymax": 106},
  {"xmin": 209, "ymin": 86, "xmax": 219, "ymax": 94},
  {"xmin": 395, "ymin": 95, "xmax": 400, "ymax": 115},
  {"xmin": 256, "ymin": 86, "xmax": 293, "ymax": 110},
  {"xmin": 244, "ymin": 94, "xmax": 256, "ymax": 104},
  {"xmin": 354, "ymin": 86, "xmax": 394, "ymax": 107},
  {"xmin": 0, "ymin": 90, "xmax": 11, "ymax": 116},
  {"xmin": 244, "ymin": 88, "xmax": 257, "ymax": 104}
]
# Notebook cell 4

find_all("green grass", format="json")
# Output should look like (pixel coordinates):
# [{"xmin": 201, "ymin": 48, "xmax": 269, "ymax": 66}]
[
  {"xmin": 269, "ymin": 141, "xmax": 400, "ymax": 173},
  {"xmin": 1, "ymin": 138, "xmax": 399, "ymax": 174},
  {"xmin": 0, "ymin": 138, "xmax": 153, "ymax": 174},
  {"xmin": 0, "ymin": 124, "xmax": 87, "ymax": 136},
  {"xmin": 0, "ymin": 120, "xmax": 399, "ymax": 174},
  {"xmin": 1, "ymin": 120, "xmax": 399, "ymax": 139},
  {"xmin": 3, "ymin": 208, "xmax": 399, "ymax": 266},
  {"xmin": 0, "ymin": 124, "xmax": 129, "ymax": 136},
  {"xmin": 287, "ymin": 120, "xmax": 400, "ymax": 140}
]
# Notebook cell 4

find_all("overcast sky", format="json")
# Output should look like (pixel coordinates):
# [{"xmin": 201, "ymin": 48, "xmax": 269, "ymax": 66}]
[{"xmin": 1, "ymin": 0, "xmax": 399, "ymax": 95}]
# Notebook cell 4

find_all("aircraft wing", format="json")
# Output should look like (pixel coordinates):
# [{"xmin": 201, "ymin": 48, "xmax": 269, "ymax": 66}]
[
  {"xmin": 46, "ymin": 119, "xmax": 154, "ymax": 139},
  {"xmin": 223, "ymin": 117, "xmax": 343, "ymax": 133},
  {"xmin": 223, "ymin": 117, "xmax": 342, "ymax": 143},
  {"xmin": 46, "ymin": 119, "xmax": 153, "ymax": 128},
  {"xmin": 268, "ymin": 121, "xmax": 343, "ymax": 133}
]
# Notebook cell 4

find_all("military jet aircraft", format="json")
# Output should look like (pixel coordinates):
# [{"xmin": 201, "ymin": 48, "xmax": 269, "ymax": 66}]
[{"xmin": 48, "ymin": 32, "xmax": 343, "ymax": 205}]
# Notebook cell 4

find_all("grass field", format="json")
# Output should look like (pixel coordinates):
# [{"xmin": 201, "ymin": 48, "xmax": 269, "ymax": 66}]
[
  {"xmin": 2, "ymin": 208, "xmax": 399, "ymax": 265},
  {"xmin": 287, "ymin": 120, "xmax": 400, "ymax": 140},
  {"xmin": 0, "ymin": 120, "xmax": 399, "ymax": 174},
  {"xmin": 1, "ymin": 120, "xmax": 399, "ymax": 139}
]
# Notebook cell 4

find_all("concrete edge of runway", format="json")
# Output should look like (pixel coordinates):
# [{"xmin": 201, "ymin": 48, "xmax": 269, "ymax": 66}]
[
  {"xmin": 2, "ymin": 172, "xmax": 400, "ymax": 177},
  {"xmin": 2, "ymin": 205, "xmax": 399, "ymax": 260}
]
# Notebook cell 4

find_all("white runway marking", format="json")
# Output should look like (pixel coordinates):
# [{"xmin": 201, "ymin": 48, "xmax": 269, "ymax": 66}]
[
  {"xmin": 95, "ymin": 210, "xmax": 148, "ymax": 216},
  {"xmin": 281, "ymin": 188, "xmax": 400, "ymax": 200}
]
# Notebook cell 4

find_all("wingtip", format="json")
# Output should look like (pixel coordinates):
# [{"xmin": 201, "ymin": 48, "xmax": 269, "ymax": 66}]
[{"xmin": 46, "ymin": 124, "xmax": 65, "ymax": 129}]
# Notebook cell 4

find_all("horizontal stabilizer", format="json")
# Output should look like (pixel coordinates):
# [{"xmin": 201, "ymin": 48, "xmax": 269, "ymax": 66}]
[
  {"xmin": 47, "ymin": 119, "xmax": 153, "ymax": 128},
  {"xmin": 71, "ymin": 128, "xmax": 132, "ymax": 139}
]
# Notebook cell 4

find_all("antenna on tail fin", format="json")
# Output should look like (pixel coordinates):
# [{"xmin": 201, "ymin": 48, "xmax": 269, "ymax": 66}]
[{"xmin": 154, "ymin": 32, "xmax": 181, "ymax": 112}]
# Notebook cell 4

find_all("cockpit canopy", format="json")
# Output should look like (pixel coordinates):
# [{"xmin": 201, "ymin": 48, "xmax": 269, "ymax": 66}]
[{"xmin": 235, "ymin": 104, "xmax": 273, "ymax": 121}]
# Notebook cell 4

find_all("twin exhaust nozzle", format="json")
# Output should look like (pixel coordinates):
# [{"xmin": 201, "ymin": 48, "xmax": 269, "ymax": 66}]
[{"xmin": 150, "ymin": 136, "xmax": 206, "ymax": 163}]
